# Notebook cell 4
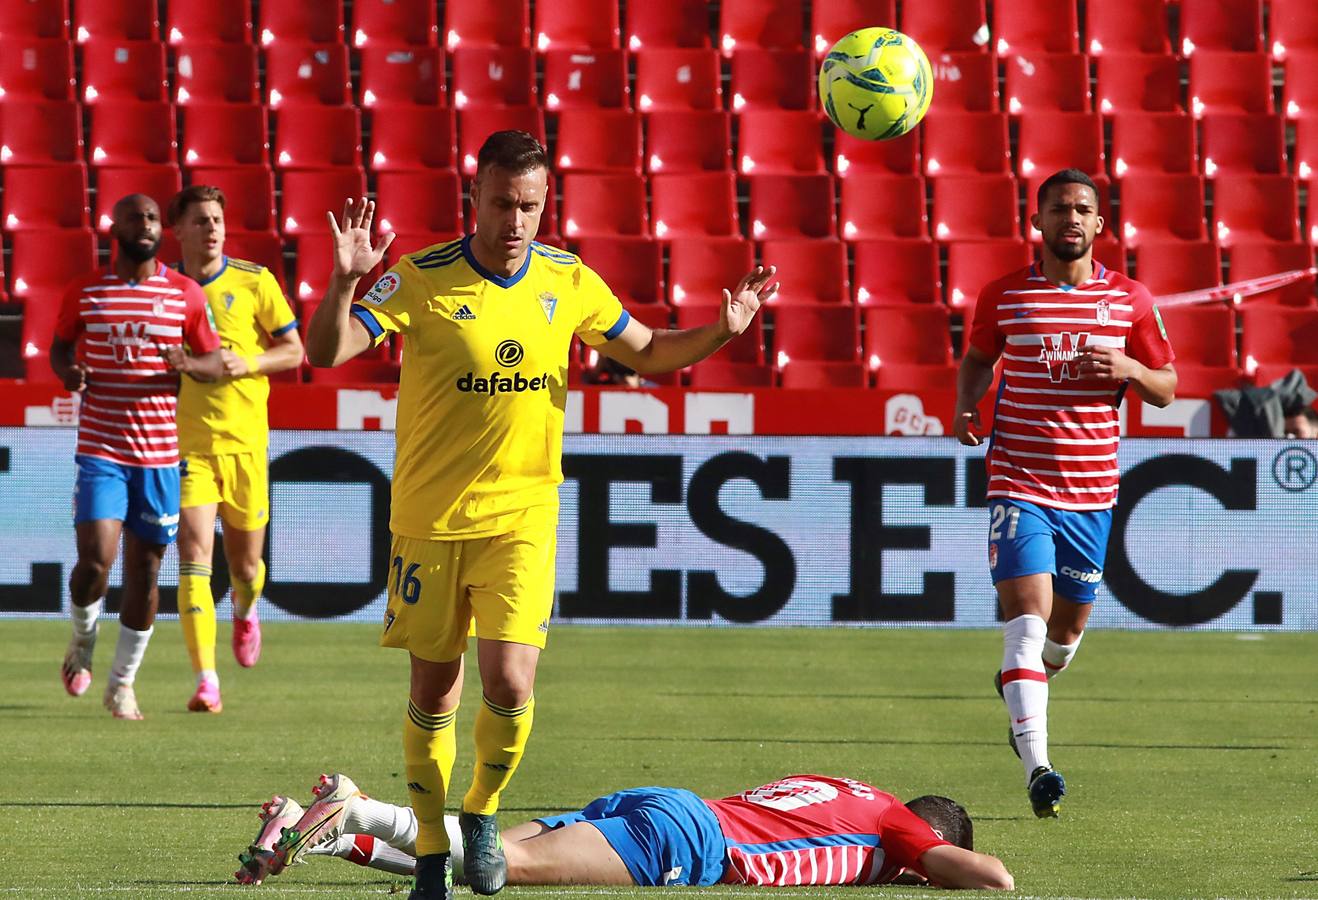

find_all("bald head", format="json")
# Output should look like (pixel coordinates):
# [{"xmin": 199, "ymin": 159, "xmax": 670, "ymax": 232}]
[{"xmin": 110, "ymin": 193, "xmax": 162, "ymax": 263}]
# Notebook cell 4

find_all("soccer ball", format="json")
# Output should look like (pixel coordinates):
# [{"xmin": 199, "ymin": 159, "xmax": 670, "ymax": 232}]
[{"xmin": 818, "ymin": 27, "xmax": 933, "ymax": 141}]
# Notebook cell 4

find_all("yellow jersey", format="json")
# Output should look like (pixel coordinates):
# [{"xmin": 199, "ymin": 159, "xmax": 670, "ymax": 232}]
[
  {"xmin": 351, "ymin": 237, "xmax": 628, "ymax": 540},
  {"xmin": 177, "ymin": 257, "xmax": 298, "ymax": 454}
]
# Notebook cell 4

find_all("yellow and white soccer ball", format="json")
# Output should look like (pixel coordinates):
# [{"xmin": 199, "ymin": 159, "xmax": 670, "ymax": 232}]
[{"xmin": 818, "ymin": 27, "xmax": 934, "ymax": 141}]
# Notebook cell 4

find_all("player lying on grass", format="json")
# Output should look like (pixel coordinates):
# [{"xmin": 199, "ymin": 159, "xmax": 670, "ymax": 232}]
[{"xmin": 236, "ymin": 773, "xmax": 1013, "ymax": 892}]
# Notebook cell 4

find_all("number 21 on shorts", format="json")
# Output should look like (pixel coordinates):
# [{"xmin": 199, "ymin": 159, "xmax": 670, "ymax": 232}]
[
  {"xmin": 391, "ymin": 556, "xmax": 422, "ymax": 604},
  {"xmin": 989, "ymin": 503, "xmax": 1020, "ymax": 541}
]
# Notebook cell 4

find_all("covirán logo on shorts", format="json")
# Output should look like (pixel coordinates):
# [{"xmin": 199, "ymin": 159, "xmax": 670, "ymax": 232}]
[{"xmin": 455, "ymin": 339, "xmax": 551, "ymax": 395}]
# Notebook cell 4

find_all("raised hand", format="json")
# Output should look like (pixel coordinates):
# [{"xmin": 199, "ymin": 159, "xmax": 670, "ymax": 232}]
[
  {"xmin": 721, "ymin": 265, "xmax": 777, "ymax": 337},
  {"xmin": 327, "ymin": 197, "xmax": 395, "ymax": 280}
]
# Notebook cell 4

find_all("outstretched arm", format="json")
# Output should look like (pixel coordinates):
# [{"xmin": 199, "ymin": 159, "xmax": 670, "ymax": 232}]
[
  {"xmin": 919, "ymin": 844, "xmax": 1014, "ymax": 890},
  {"xmin": 306, "ymin": 198, "xmax": 395, "ymax": 367}
]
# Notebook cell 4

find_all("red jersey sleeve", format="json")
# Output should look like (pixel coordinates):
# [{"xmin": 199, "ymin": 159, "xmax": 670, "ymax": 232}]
[
  {"xmin": 54, "ymin": 278, "xmax": 87, "ymax": 343},
  {"xmin": 1124, "ymin": 284, "xmax": 1175, "ymax": 371},
  {"xmin": 180, "ymin": 279, "xmax": 221, "ymax": 355},
  {"xmin": 877, "ymin": 803, "xmax": 950, "ymax": 878},
  {"xmin": 967, "ymin": 279, "xmax": 1006, "ymax": 359}
]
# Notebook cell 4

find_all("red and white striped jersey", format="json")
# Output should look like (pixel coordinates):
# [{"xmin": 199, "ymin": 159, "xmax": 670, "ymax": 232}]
[
  {"xmin": 968, "ymin": 262, "xmax": 1175, "ymax": 511},
  {"xmin": 705, "ymin": 775, "xmax": 947, "ymax": 886},
  {"xmin": 55, "ymin": 263, "xmax": 219, "ymax": 468}
]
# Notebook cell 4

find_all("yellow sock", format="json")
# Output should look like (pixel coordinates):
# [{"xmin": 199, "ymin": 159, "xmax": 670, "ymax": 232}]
[
  {"xmin": 232, "ymin": 559, "xmax": 266, "ymax": 619},
  {"xmin": 462, "ymin": 695, "xmax": 535, "ymax": 816},
  {"xmin": 404, "ymin": 699, "xmax": 458, "ymax": 856},
  {"xmin": 178, "ymin": 562, "xmax": 216, "ymax": 674}
]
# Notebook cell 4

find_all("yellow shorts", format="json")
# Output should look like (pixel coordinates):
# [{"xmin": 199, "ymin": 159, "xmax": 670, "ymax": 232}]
[
  {"xmin": 379, "ymin": 524, "xmax": 556, "ymax": 663},
  {"xmin": 180, "ymin": 451, "xmax": 270, "ymax": 531}
]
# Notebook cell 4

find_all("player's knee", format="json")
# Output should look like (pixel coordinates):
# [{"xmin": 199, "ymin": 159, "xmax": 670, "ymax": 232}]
[
  {"xmin": 229, "ymin": 557, "xmax": 262, "ymax": 584},
  {"xmin": 481, "ymin": 669, "xmax": 535, "ymax": 708}
]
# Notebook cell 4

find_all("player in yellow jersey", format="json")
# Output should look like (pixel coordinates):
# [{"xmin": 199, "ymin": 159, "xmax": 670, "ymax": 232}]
[
  {"xmin": 306, "ymin": 131, "xmax": 777, "ymax": 900},
  {"xmin": 168, "ymin": 185, "xmax": 304, "ymax": 714}
]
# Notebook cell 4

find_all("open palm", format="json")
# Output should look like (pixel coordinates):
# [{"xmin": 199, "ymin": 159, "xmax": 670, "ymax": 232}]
[
  {"xmin": 721, "ymin": 265, "xmax": 778, "ymax": 336},
  {"xmin": 328, "ymin": 198, "xmax": 394, "ymax": 279}
]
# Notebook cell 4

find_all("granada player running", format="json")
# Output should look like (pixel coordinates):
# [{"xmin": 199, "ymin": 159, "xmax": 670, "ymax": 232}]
[
  {"xmin": 51, "ymin": 194, "xmax": 223, "ymax": 720},
  {"xmin": 954, "ymin": 169, "xmax": 1176, "ymax": 816},
  {"xmin": 237, "ymin": 772, "xmax": 1012, "ymax": 891},
  {"xmin": 170, "ymin": 185, "xmax": 303, "ymax": 714}
]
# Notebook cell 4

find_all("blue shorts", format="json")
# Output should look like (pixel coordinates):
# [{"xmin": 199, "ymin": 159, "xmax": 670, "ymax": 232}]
[
  {"xmin": 536, "ymin": 788, "xmax": 727, "ymax": 886},
  {"xmin": 987, "ymin": 498, "xmax": 1111, "ymax": 603},
  {"xmin": 73, "ymin": 455, "xmax": 180, "ymax": 545}
]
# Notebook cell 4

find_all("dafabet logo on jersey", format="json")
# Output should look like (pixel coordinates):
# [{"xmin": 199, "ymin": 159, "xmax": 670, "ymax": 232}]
[{"xmin": 455, "ymin": 339, "xmax": 551, "ymax": 394}]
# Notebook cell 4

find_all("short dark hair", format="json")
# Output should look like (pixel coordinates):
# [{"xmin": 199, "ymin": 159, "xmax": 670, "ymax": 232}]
[
  {"xmin": 1036, "ymin": 168, "xmax": 1099, "ymax": 211},
  {"xmin": 168, "ymin": 184, "xmax": 226, "ymax": 226},
  {"xmin": 906, "ymin": 795, "xmax": 973, "ymax": 850},
  {"xmin": 476, "ymin": 130, "xmax": 548, "ymax": 178}
]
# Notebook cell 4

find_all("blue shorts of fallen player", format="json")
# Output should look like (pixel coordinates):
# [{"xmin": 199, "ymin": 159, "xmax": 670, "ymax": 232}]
[
  {"xmin": 987, "ymin": 498, "xmax": 1112, "ymax": 603},
  {"xmin": 536, "ymin": 787, "xmax": 727, "ymax": 886},
  {"xmin": 73, "ymin": 455, "xmax": 180, "ymax": 545}
]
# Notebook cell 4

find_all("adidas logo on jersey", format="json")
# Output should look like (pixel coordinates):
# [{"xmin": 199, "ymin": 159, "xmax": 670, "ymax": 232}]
[{"xmin": 453, "ymin": 304, "xmax": 477, "ymax": 321}]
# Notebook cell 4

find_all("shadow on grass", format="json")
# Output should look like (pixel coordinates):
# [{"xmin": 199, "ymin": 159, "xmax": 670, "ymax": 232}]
[
  {"xmin": 593, "ymin": 735, "xmax": 1289, "ymax": 751},
  {"xmin": 662, "ymin": 691, "xmax": 1318, "ymax": 706}
]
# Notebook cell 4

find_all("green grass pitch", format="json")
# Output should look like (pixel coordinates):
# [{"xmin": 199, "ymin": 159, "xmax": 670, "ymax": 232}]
[{"xmin": 2, "ymin": 620, "xmax": 1315, "ymax": 899}]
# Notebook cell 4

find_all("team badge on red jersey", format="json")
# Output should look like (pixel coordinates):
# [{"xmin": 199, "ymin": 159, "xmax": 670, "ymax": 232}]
[{"xmin": 1095, "ymin": 298, "xmax": 1110, "ymax": 326}]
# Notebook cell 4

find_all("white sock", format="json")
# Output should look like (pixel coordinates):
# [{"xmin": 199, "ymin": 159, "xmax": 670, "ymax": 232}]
[
  {"xmin": 1042, "ymin": 632, "xmax": 1083, "ymax": 679},
  {"xmin": 444, "ymin": 814, "xmax": 464, "ymax": 880},
  {"xmin": 345, "ymin": 795, "xmax": 420, "ymax": 856},
  {"xmin": 107, "ymin": 625, "xmax": 153, "ymax": 689},
  {"xmin": 71, "ymin": 600, "xmax": 102, "ymax": 638},
  {"xmin": 315, "ymin": 834, "xmax": 416, "ymax": 876},
  {"xmin": 197, "ymin": 669, "xmax": 219, "ymax": 688},
  {"xmin": 1002, "ymin": 614, "xmax": 1050, "ymax": 783}
]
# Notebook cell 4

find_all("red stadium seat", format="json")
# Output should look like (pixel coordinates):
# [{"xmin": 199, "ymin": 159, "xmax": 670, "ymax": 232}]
[
  {"xmin": 686, "ymin": 360, "xmax": 775, "ymax": 387},
  {"xmin": 369, "ymin": 106, "xmax": 456, "ymax": 171},
  {"xmin": 555, "ymin": 110, "xmax": 642, "ymax": 174},
  {"xmin": 444, "ymin": 0, "xmax": 529, "ymax": 50},
  {"xmin": 281, "ymin": 168, "xmax": 367, "ymax": 235},
  {"xmin": 173, "ymin": 43, "xmax": 259, "ymax": 106},
  {"xmin": 731, "ymin": 48, "xmax": 814, "ymax": 110},
  {"xmin": 1134, "ymin": 241, "xmax": 1222, "ymax": 293},
  {"xmin": 747, "ymin": 174, "xmax": 836, "ymax": 240},
  {"xmin": 1212, "ymin": 175, "xmax": 1300, "ymax": 247},
  {"xmin": 23, "ymin": 291, "xmax": 68, "ymax": 381},
  {"xmin": 863, "ymin": 305, "xmax": 954, "ymax": 368},
  {"xmin": 719, "ymin": 0, "xmax": 804, "ymax": 55},
  {"xmin": 561, "ymin": 173, "xmax": 648, "ymax": 238},
  {"xmin": 575, "ymin": 237, "xmax": 664, "ymax": 304},
  {"xmin": 375, "ymin": 171, "xmax": 462, "ymax": 236},
  {"xmin": 1095, "ymin": 53, "xmax": 1183, "ymax": 114},
  {"xmin": 1178, "ymin": 0, "xmax": 1262, "ymax": 55},
  {"xmin": 1023, "ymin": 173, "xmax": 1114, "ymax": 243},
  {"xmin": 1284, "ymin": 54, "xmax": 1318, "ymax": 119},
  {"xmin": 1229, "ymin": 243, "xmax": 1316, "ymax": 305},
  {"xmin": 1085, "ymin": 0, "xmax": 1170, "ymax": 55},
  {"xmin": 613, "ymin": 304, "xmax": 673, "ymax": 335},
  {"xmin": 74, "ymin": 0, "xmax": 157, "ymax": 42},
  {"xmin": 534, "ymin": 0, "xmax": 619, "ymax": 51},
  {"xmin": 931, "ymin": 175, "xmax": 1020, "ymax": 241},
  {"xmin": 307, "ymin": 359, "xmax": 400, "ymax": 385},
  {"xmin": 1016, "ymin": 111, "xmax": 1103, "ymax": 177},
  {"xmin": 779, "ymin": 360, "xmax": 868, "ymax": 388},
  {"xmin": 853, "ymin": 239, "xmax": 941, "ymax": 305},
  {"xmin": 81, "ymin": 41, "xmax": 167, "ymax": 104},
  {"xmin": 872, "ymin": 362, "xmax": 959, "ymax": 392},
  {"xmin": 1303, "ymin": 115, "xmax": 1318, "ymax": 185},
  {"xmin": 457, "ymin": 107, "xmax": 545, "ymax": 175},
  {"xmin": 357, "ymin": 46, "xmax": 444, "ymax": 107},
  {"xmin": 258, "ymin": 3, "xmax": 343, "ymax": 46},
  {"xmin": 1189, "ymin": 52, "xmax": 1273, "ymax": 117},
  {"xmin": 626, "ymin": 0, "xmax": 709, "ymax": 51},
  {"xmin": 645, "ymin": 111, "xmax": 731, "ymax": 173},
  {"xmin": 293, "ymin": 238, "xmax": 380, "ymax": 305},
  {"xmin": 89, "ymin": 101, "xmax": 176, "ymax": 166},
  {"xmin": 180, "ymin": 103, "xmax": 268, "ymax": 167},
  {"xmin": 265, "ymin": 44, "xmax": 352, "ymax": 108},
  {"xmin": 273, "ymin": 107, "xmax": 361, "ymax": 170},
  {"xmin": 1240, "ymin": 308, "xmax": 1318, "ymax": 369},
  {"xmin": 772, "ymin": 306, "xmax": 860, "ymax": 365},
  {"xmin": 758, "ymin": 239, "xmax": 848, "ymax": 305},
  {"xmin": 839, "ymin": 174, "xmax": 928, "ymax": 241},
  {"xmin": 651, "ymin": 172, "xmax": 739, "ymax": 238},
  {"xmin": 351, "ymin": 0, "xmax": 437, "ymax": 48},
  {"xmin": 93, "ymin": 165, "xmax": 181, "ymax": 232},
  {"xmin": 1004, "ymin": 52, "xmax": 1090, "ymax": 114},
  {"xmin": 993, "ymin": 0, "xmax": 1077, "ymax": 54},
  {"xmin": 812, "ymin": 0, "xmax": 897, "ymax": 58},
  {"xmin": 2, "ymin": 163, "xmax": 88, "ymax": 230},
  {"xmin": 1199, "ymin": 113, "xmax": 1285, "ymax": 176},
  {"xmin": 187, "ymin": 167, "xmax": 276, "ymax": 233},
  {"xmin": 385, "ymin": 233, "xmax": 463, "ymax": 268},
  {"xmin": 1091, "ymin": 238, "xmax": 1130, "ymax": 274},
  {"xmin": 921, "ymin": 112, "xmax": 1010, "ymax": 175},
  {"xmin": 1171, "ymin": 364, "xmax": 1246, "ymax": 395},
  {"xmin": 737, "ymin": 110, "xmax": 825, "ymax": 175},
  {"xmin": 166, "ymin": 0, "xmax": 251, "ymax": 45},
  {"xmin": 1110, "ymin": 112, "xmax": 1197, "ymax": 177},
  {"xmin": 1118, "ymin": 174, "xmax": 1206, "ymax": 247},
  {"xmin": 929, "ymin": 52, "xmax": 999, "ymax": 112},
  {"xmin": 1272, "ymin": 0, "xmax": 1318, "ymax": 61},
  {"xmin": 450, "ymin": 46, "xmax": 536, "ymax": 108},
  {"xmin": 542, "ymin": 49, "xmax": 629, "ymax": 110},
  {"xmin": 0, "ymin": 99, "xmax": 82, "ymax": 165},
  {"xmin": 0, "ymin": 0, "xmax": 68, "ymax": 39},
  {"xmin": 668, "ymin": 237, "xmax": 755, "ymax": 306},
  {"xmin": 675, "ymin": 304, "xmax": 764, "ymax": 363},
  {"xmin": 900, "ymin": 0, "xmax": 988, "ymax": 54},
  {"xmin": 9, "ymin": 228, "xmax": 96, "ymax": 299},
  {"xmin": 1150, "ymin": 305, "xmax": 1236, "ymax": 366},
  {"xmin": 945, "ymin": 239, "xmax": 1033, "ymax": 311},
  {"xmin": 634, "ymin": 48, "xmax": 722, "ymax": 111},
  {"xmin": 0, "ymin": 39, "xmax": 74, "ymax": 101},
  {"xmin": 832, "ymin": 129, "xmax": 920, "ymax": 176}
]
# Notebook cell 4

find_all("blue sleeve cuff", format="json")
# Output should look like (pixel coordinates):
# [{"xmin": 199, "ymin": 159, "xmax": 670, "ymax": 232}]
[
  {"xmin": 351, "ymin": 305, "xmax": 386, "ymax": 344},
  {"xmin": 271, "ymin": 319, "xmax": 299, "ymax": 337},
  {"xmin": 603, "ymin": 309, "xmax": 631, "ymax": 342}
]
